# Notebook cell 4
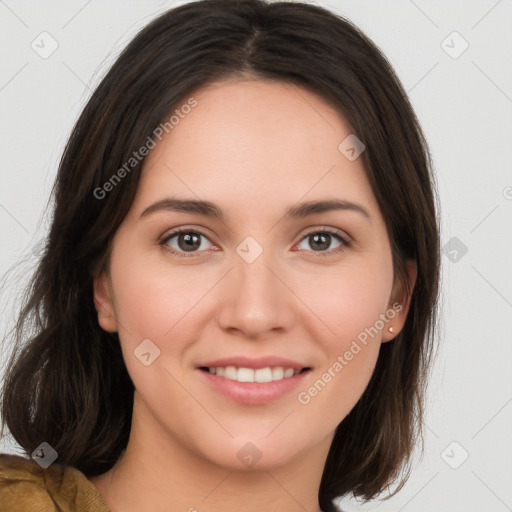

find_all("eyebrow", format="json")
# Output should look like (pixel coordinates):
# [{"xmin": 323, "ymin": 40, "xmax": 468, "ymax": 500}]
[{"xmin": 139, "ymin": 197, "xmax": 371, "ymax": 221}]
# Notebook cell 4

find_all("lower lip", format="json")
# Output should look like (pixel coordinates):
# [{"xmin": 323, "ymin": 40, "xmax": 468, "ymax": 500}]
[{"xmin": 197, "ymin": 369, "xmax": 311, "ymax": 405}]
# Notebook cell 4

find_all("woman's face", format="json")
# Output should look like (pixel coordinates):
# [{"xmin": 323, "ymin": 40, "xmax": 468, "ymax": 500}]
[{"xmin": 94, "ymin": 79, "xmax": 413, "ymax": 470}]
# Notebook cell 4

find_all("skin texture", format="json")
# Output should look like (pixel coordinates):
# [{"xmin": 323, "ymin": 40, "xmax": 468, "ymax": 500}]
[{"xmin": 90, "ymin": 79, "xmax": 416, "ymax": 512}]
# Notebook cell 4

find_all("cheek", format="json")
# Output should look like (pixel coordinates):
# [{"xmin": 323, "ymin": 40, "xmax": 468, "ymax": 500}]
[
  {"xmin": 107, "ymin": 245, "xmax": 230, "ymax": 393},
  {"xmin": 296, "ymin": 256, "xmax": 393, "ymax": 345},
  {"xmin": 109, "ymin": 247, "xmax": 210, "ymax": 339},
  {"xmin": 292, "ymin": 257, "xmax": 392, "ymax": 421},
  {"xmin": 296, "ymin": 280, "xmax": 385, "ymax": 430},
  {"xmin": 108, "ymin": 257, "xmax": 200, "ymax": 402},
  {"xmin": 297, "ymin": 344, "xmax": 380, "ymax": 433}
]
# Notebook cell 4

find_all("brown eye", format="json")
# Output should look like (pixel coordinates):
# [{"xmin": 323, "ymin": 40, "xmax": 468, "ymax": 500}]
[
  {"xmin": 296, "ymin": 229, "xmax": 349, "ymax": 255},
  {"xmin": 308, "ymin": 233, "xmax": 332, "ymax": 251},
  {"xmin": 177, "ymin": 233, "xmax": 202, "ymax": 252},
  {"xmin": 162, "ymin": 230, "xmax": 213, "ymax": 255}
]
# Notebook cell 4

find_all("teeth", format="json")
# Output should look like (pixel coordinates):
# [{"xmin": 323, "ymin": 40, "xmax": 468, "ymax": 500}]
[
  {"xmin": 284, "ymin": 368, "xmax": 294, "ymax": 378},
  {"xmin": 272, "ymin": 367, "xmax": 284, "ymax": 380},
  {"xmin": 207, "ymin": 365, "xmax": 302, "ymax": 382},
  {"xmin": 255, "ymin": 367, "xmax": 273, "ymax": 383}
]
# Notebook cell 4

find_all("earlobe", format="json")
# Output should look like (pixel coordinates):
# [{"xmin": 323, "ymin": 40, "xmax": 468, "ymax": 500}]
[
  {"xmin": 382, "ymin": 260, "xmax": 417, "ymax": 343},
  {"xmin": 93, "ymin": 271, "xmax": 118, "ymax": 332}
]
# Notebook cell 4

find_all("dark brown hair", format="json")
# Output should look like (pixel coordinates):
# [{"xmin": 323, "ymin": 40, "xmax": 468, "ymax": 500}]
[{"xmin": 0, "ymin": 1, "xmax": 440, "ymax": 510}]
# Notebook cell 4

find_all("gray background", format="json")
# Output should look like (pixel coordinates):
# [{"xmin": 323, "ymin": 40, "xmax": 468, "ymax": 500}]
[{"xmin": 0, "ymin": 1, "xmax": 511, "ymax": 511}]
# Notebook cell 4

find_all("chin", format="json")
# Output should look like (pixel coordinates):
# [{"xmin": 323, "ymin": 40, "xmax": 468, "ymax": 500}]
[{"xmin": 199, "ymin": 437, "xmax": 309, "ymax": 471}]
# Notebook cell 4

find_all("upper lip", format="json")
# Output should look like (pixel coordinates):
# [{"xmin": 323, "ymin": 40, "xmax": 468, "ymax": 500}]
[{"xmin": 198, "ymin": 356, "xmax": 311, "ymax": 371}]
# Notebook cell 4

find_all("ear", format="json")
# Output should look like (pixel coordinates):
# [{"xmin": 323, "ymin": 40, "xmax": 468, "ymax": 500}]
[
  {"xmin": 93, "ymin": 270, "xmax": 118, "ymax": 332},
  {"xmin": 381, "ymin": 259, "xmax": 417, "ymax": 342}
]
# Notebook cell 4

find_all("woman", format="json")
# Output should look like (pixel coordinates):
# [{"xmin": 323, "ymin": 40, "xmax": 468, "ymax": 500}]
[{"xmin": 0, "ymin": 0, "xmax": 440, "ymax": 510}]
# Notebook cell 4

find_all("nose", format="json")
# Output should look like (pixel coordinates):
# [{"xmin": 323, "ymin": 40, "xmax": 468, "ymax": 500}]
[{"xmin": 216, "ymin": 244, "xmax": 295, "ymax": 339}]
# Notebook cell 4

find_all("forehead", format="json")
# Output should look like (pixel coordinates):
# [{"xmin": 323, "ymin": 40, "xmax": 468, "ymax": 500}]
[{"xmin": 130, "ymin": 79, "xmax": 380, "ymax": 223}]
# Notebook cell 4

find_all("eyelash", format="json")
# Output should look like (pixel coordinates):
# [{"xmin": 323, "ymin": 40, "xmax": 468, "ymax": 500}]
[{"xmin": 159, "ymin": 227, "xmax": 351, "ymax": 258}]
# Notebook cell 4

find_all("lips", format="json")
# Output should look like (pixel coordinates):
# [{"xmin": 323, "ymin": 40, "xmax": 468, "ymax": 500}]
[
  {"xmin": 198, "ymin": 366, "xmax": 311, "ymax": 405},
  {"xmin": 196, "ymin": 355, "xmax": 312, "ymax": 405}
]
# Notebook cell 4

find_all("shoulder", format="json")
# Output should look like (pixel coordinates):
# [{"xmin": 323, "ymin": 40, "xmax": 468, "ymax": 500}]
[{"xmin": 0, "ymin": 452, "xmax": 110, "ymax": 512}]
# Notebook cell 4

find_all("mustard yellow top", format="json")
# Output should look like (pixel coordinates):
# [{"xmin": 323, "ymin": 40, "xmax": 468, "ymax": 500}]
[{"xmin": 0, "ymin": 453, "xmax": 110, "ymax": 512}]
